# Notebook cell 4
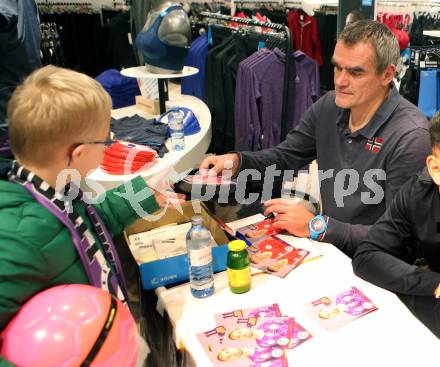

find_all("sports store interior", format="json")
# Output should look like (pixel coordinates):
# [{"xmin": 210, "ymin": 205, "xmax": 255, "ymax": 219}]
[{"xmin": 2, "ymin": 0, "xmax": 440, "ymax": 366}]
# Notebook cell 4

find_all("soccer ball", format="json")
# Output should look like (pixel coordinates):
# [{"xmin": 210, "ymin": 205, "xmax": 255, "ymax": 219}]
[{"xmin": 0, "ymin": 284, "xmax": 139, "ymax": 367}]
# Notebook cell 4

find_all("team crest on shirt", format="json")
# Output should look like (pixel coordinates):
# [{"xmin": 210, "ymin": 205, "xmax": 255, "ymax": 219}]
[{"xmin": 365, "ymin": 137, "xmax": 383, "ymax": 154}]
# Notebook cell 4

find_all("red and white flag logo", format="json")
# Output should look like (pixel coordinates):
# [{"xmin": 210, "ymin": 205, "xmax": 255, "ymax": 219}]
[{"xmin": 365, "ymin": 137, "xmax": 383, "ymax": 154}]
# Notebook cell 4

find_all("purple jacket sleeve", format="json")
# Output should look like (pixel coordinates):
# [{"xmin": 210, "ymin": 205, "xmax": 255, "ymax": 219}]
[{"xmin": 235, "ymin": 59, "xmax": 262, "ymax": 151}]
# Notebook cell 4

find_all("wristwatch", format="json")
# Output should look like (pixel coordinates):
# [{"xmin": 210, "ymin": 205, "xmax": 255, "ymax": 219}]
[{"xmin": 308, "ymin": 215, "xmax": 327, "ymax": 241}]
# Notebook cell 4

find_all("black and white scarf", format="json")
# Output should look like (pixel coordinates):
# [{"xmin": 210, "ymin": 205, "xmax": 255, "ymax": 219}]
[{"xmin": 8, "ymin": 161, "xmax": 128, "ymax": 304}]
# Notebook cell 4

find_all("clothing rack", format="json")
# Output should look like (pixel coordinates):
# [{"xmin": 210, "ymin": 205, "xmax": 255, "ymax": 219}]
[
  {"xmin": 315, "ymin": 4, "xmax": 338, "ymax": 14},
  {"xmin": 283, "ymin": 0, "xmax": 303, "ymax": 9},
  {"xmin": 38, "ymin": 1, "xmax": 92, "ymax": 4},
  {"xmin": 377, "ymin": 1, "xmax": 410, "ymax": 6},
  {"xmin": 319, "ymin": 3, "xmax": 338, "ymax": 9},
  {"xmin": 200, "ymin": 11, "xmax": 293, "ymax": 140},
  {"xmin": 377, "ymin": 1, "xmax": 440, "ymax": 6},
  {"xmin": 111, "ymin": 0, "xmax": 129, "ymax": 9},
  {"xmin": 233, "ymin": 0, "xmax": 281, "ymax": 3}
]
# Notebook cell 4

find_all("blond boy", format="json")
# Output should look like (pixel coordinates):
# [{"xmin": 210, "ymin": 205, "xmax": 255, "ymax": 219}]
[{"xmin": 0, "ymin": 66, "xmax": 184, "ymax": 366}]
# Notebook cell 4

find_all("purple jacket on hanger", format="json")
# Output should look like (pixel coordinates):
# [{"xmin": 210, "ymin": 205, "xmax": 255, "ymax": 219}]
[{"xmin": 234, "ymin": 48, "xmax": 320, "ymax": 151}]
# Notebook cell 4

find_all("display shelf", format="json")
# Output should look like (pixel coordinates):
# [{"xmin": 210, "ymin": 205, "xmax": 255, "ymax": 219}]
[
  {"xmin": 84, "ymin": 94, "xmax": 211, "ymax": 191},
  {"xmin": 120, "ymin": 66, "xmax": 199, "ymax": 79},
  {"xmin": 423, "ymin": 31, "xmax": 440, "ymax": 38},
  {"xmin": 121, "ymin": 66, "xmax": 199, "ymax": 114}
]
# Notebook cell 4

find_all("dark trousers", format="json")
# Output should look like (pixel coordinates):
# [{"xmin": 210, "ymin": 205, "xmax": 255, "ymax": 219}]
[{"xmin": 398, "ymin": 293, "xmax": 440, "ymax": 339}]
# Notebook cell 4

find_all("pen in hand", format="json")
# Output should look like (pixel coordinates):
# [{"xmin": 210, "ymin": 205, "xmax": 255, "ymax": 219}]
[{"xmin": 265, "ymin": 212, "xmax": 275, "ymax": 220}]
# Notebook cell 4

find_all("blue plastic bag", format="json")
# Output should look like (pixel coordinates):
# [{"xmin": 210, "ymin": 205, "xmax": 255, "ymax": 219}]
[{"xmin": 418, "ymin": 69, "xmax": 438, "ymax": 119}]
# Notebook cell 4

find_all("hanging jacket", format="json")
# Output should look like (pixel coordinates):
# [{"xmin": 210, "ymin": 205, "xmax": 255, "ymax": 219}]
[{"xmin": 287, "ymin": 9, "xmax": 323, "ymax": 66}]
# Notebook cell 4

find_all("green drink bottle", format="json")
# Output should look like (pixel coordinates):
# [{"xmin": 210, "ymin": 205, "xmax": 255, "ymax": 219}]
[{"xmin": 227, "ymin": 240, "xmax": 251, "ymax": 294}]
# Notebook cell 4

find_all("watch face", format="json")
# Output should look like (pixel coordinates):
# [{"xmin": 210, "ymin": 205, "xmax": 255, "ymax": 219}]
[{"xmin": 311, "ymin": 218, "xmax": 325, "ymax": 232}]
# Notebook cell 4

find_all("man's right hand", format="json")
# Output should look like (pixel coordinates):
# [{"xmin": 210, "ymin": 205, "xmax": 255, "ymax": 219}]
[{"xmin": 199, "ymin": 153, "xmax": 240, "ymax": 177}]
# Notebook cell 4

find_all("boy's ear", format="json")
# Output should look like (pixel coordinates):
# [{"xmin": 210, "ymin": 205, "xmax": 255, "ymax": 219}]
[
  {"xmin": 68, "ymin": 144, "xmax": 85, "ymax": 166},
  {"xmin": 427, "ymin": 154, "xmax": 440, "ymax": 186}
]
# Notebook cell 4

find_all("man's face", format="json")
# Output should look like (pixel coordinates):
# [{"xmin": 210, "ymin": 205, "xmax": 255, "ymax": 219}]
[{"xmin": 333, "ymin": 41, "xmax": 388, "ymax": 111}]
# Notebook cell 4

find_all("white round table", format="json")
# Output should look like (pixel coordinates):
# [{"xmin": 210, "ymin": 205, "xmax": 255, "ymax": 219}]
[
  {"xmin": 120, "ymin": 66, "xmax": 199, "ymax": 79},
  {"xmin": 85, "ymin": 94, "xmax": 211, "ymax": 190},
  {"xmin": 121, "ymin": 66, "xmax": 200, "ymax": 114}
]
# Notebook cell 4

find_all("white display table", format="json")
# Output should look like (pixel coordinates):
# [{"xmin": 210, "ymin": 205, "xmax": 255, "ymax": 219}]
[
  {"xmin": 85, "ymin": 94, "xmax": 211, "ymax": 190},
  {"xmin": 120, "ymin": 66, "xmax": 199, "ymax": 79},
  {"xmin": 155, "ymin": 217, "xmax": 439, "ymax": 367},
  {"xmin": 423, "ymin": 30, "xmax": 440, "ymax": 38},
  {"xmin": 121, "ymin": 66, "xmax": 199, "ymax": 114}
]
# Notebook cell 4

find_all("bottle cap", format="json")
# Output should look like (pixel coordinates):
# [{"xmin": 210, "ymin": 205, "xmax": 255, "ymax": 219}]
[
  {"xmin": 228, "ymin": 240, "xmax": 246, "ymax": 252},
  {"xmin": 168, "ymin": 109, "xmax": 184, "ymax": 122},
  {"xmin": 191, "ymin": 216, "xmax": 203, "ymax": 225}
]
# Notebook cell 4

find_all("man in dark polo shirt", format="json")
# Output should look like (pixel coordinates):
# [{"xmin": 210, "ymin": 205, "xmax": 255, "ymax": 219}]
[
  {"xmin": 353, "ymin": 111, "xmax": 440, "ymax": 338},
  {"xmin": 200, "ymin": 20, "xmax": 430, "ymax": 257}
]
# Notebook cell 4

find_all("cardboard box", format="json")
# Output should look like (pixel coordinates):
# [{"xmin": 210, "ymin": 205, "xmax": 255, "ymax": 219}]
[
  {"xmin": 135, "ymin": 95, "xmax": 160, "ymax": 115},
  {"xmin": 124, "ymin": 201, "xmax": 231, "ymax": 290}
]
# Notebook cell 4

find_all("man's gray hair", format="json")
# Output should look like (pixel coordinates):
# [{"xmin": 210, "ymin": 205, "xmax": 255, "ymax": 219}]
[{"xmin": 338, "ymin": 20, "xmax": 400, "ymax": 73}]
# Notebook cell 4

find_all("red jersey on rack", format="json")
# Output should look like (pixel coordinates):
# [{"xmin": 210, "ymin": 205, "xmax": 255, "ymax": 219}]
[{"xmin": 287, "ymin": 9, "xmax": 323, "ymax": 66}]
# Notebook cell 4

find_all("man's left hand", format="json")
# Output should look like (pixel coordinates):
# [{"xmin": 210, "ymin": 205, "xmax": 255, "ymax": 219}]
[{"xmin": 264, "ymin": 198, "xmax": 315, "ymax": 238}]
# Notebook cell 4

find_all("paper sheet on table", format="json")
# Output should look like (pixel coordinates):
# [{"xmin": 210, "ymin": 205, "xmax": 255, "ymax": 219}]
[{"xmin": 227, "ymin": 215, "xmax": 323, "ymax": 263}]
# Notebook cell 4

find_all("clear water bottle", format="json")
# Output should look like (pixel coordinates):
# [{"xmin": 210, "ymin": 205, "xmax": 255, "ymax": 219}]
[
  {"xmin": 186, "ymin": 216, "xmax": 214, "ymax": 298},
  {"xmin": 168, "ymin": 109, "xmax": 185, "ymax": 151}
]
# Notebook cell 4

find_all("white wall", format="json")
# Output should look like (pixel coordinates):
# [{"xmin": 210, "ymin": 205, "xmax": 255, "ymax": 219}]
[
  {"xmin": 301, "ymin": 0, "xmax": 338, "ymax": 15},
  {"xmin": 376, "ymin": 0, "xmax": 440, "ymax": 23}
]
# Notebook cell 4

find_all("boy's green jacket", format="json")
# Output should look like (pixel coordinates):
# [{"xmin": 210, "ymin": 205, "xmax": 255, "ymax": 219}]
[{"xmin": 0, "ymin": 158, "xmax": 159, "ymax": 366}]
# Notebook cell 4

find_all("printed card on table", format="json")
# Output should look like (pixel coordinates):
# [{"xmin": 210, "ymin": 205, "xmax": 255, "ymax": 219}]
[
  {"xmin": 214, "ymin": 304, "xmax": 282, "ymax": 325},
  {"xmin": 235, "ymin": 219, "xmax": 309, "ymax": 278},
  {"xmin": 197, "ymin": 316, "xmax": 291, "ymax": 367},
  {"xmin": 183, "ymin": 175, "xmax": 236, "ymax": 186},
  {"xmin": 215, "ymin": 304, "xmax": 312, "ymax": 350},
  {"xmin": 305, "ymin": 286, "xmax": 378, "ymax": 331},
  {"xmin": 290, "ymin": 319, "xmax": 313, "ymax": 349}
]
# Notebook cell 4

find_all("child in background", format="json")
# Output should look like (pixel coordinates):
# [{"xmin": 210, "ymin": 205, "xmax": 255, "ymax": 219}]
[{"xmin": 353, "ymin": 110, "xmax": 440, "ymax": 338}]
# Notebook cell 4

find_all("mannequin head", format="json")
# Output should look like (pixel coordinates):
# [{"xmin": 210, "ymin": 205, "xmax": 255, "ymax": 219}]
[
  {"xmin": 136, "ymin": 0, "xmax": 191, "ymax": 74},
  {"xmin": 143, "ymin": 0, "xmax": 174, "ymax": 29}
]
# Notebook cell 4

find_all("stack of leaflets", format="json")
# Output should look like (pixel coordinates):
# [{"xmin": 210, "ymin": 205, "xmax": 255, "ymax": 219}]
[
  {"xmin": 197, "ymin": 304, "xmax": 312, "ymax": 367},
  {"xmin": 234, "ymin": 219, "xmax": 310, "ymax": 278}
]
